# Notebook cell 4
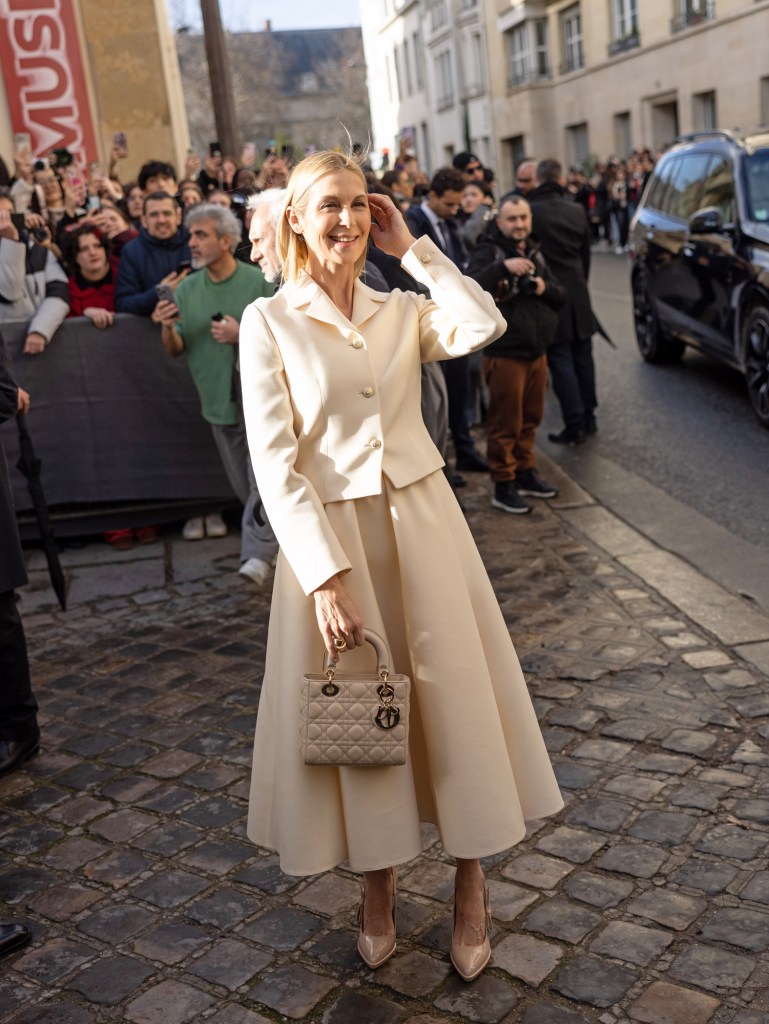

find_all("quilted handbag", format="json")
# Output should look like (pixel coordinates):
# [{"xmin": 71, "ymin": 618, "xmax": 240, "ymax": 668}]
[{"xmin": 300, "ymin": 628, "xmax": 410, "ymax": 766}]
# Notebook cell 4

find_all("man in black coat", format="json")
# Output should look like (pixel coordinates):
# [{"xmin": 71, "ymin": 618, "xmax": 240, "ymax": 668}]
[
  {"xmin": 406, "ymin": 167, "xmax": 488, "ymax": 477},
  {"xmin": 528, "ymin": 158, "xmax": 597, "ymax": 444},
  {"xmin": 468, "ymin": 196, "xmax": 565, "ymax": 514},
  {"xmin": 0, "ymin": 330, "xmax": 39, "ymax": 776}
]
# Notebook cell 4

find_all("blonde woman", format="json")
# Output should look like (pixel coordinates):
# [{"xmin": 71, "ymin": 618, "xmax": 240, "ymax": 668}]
[{"xmin": 239, "ymin": 150, "xmax": 562, "ymax": 980}]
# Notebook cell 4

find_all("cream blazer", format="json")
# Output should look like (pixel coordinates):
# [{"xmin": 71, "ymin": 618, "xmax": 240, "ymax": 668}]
[{"xmin": 239, "ymin": 236, "xmax": 506, "ymax": 595}]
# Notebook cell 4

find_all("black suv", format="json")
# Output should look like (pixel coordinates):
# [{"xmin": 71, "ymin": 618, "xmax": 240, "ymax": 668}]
[{"xmin": 630, "ymin": 129, "xmax": 769, "ymax": 428}]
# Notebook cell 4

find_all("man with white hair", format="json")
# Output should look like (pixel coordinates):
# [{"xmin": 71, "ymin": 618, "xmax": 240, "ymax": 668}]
[
  {"xmin": 152, "ymin": 203, "xmax": 277, "ymax": 584},
  {"xmin": 246, "ymin": 188, "xmax": 285, "ymax": 284}
]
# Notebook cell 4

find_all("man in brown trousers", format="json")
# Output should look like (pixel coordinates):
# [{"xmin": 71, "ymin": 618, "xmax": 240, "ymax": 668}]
[{"xmin": 468, "ymin": 195, "xmax": 565, "ymax": 514}]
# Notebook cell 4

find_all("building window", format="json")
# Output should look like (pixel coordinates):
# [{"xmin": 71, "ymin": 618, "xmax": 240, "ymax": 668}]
[
  {"xmin": 428, "ymin": 0, "xmax": 449, "ymax": 33},
  {"xmin": 403, "ymin": 39, "xmax": 413, "ymax": 96},
  {"xmin": 693, "ymin": 90, "xmax": 717, "ymax": 130},
  {"xmin": 413, "ymin": 31, "xmax": 424, "ymax": 89},
  {"xmin": 609, "ymin": 0, "xmax": 640, "ymax": 54},
  {"xmin": 567, "ymin": 121, "xmax": 589, "ymax": 166},
  {"xmin": 613, "ymin": 0, "xmax": 638, "ymax": 37},
  {"xmin": 614, "ymin": 112, "xmax": 632, "ymax": 156},
  {"xmin": 385, "ymin": 53, "xmax": 393, "ymax": 104},
  {"xmin": 393, "ymin": 48, "xmax": 402, "ymax": 101},
  {"xmin": 472, "ymin": 32, "xmax": 484, "ymax": 91},
  {"xmin": 560, "ymin": 5, "xmax": 584, "ymax": 74},
  {"xmin": 534, "ymin": 19, "xmax": 550, "ymax": 78},
  {"xmin": 460, "ymin": 0, "xmax": 478, "ymax": 8},
  {"xmin": 672, "ymin": 0, "xmax": 715, "ymax": 33},
  {"xmin": 420, "ymin": 121, "xmax": 430, "ymax": 175},
  {"xmin": 504, "ymin": 135, "xmax": 526, "ymax": 185},
  {"xmin": 435, "ymin": 49, "xmax": 454, "ymax": 108},
  {"xmin": 506, "ymin": 24, "xmax": 531, "ymax": 87},
  {"xmin": 761, "ymin": 77, "xmax": 769, "ymax": 128}
]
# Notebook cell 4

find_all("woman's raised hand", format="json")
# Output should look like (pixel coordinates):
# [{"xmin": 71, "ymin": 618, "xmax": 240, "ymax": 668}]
[{"xmin": 368, "ymin": 193, "xmax": 415, "ymax": 261}]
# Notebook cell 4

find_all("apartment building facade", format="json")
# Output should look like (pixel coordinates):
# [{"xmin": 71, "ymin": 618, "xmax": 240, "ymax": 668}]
[
  {"xmin": 362, "ymin": 0, "xmax": 769, "ymax": 193},
  {"xmin": 360, "ymin": 0, "xmax": 493, "ymax": 174},
  {"xmin": 489, "ymin": 0, "xmax": 769, "ymax": 189}
]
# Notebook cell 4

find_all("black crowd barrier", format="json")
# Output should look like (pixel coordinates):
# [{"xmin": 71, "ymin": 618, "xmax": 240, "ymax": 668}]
[{"xmin": 1, "ymin": 317, "xmax": 236, "ymax": 536}]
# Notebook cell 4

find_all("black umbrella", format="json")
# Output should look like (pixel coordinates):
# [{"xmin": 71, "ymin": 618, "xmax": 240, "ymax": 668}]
[
  {"xmin": 16, "ymin": 411, "xmax": 67, "ymax": 610},
  {"xmin": 593, "ymin": 311, "xmax": 618, "ymax": 350}
]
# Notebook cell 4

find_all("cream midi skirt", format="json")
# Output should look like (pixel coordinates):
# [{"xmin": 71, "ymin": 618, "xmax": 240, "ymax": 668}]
[{"xmin": 246, "ymin": 470, "xmax": 563, "ymax": 876}]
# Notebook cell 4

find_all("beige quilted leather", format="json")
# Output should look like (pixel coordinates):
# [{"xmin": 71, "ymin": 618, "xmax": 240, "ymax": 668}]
[{"xmin": 300, "ymin": 630, "xmax": 410, "ymax": 766}]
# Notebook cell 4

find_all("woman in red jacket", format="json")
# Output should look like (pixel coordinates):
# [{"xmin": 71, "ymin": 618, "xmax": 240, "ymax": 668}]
[
  {"xmin": 65, "ymin": 225, "xmax": 158, "ymax": 548},
  {"xmin": 66, "ymin": 226, "xmax": 116, "ymax": 328}
]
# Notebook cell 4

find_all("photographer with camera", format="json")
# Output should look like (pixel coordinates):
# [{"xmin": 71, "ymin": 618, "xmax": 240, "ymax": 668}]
[
  {"xmin": 468, "ymin": 195, "xmax": 565, "ymax": 515},
  {"xmin": 0, "ymin": 189, "xmax": 68, "ymax": 354}
]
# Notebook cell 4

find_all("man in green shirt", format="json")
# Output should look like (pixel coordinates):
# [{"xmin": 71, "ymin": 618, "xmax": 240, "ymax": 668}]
[{"xmin": 152, "ymin": 203, "xmax": 277, "ymax": 584}]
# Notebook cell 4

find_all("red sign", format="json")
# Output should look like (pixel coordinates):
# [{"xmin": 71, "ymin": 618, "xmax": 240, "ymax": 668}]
[{"xmin": 0, "ymin": 0, "xmax": 99, "ymax": 165}]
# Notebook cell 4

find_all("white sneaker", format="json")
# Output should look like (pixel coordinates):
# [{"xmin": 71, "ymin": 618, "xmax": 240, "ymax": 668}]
[
  {"xmin": 182, "ymin": 517, "xmax": 204, "ymax": 541},
  {"xmin": 205, "ymin": 513, "xmax": 228, "ymax": 538},
  {"xmin": 238, "ymin": 557, "xmax": 272, "ymax": 585}
]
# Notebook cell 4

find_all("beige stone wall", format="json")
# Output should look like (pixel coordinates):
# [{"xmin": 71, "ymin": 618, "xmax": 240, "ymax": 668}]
[
  {"xmin": 489, "ymin": 0, "xmax": 769, "ymax": 190},
  {"xmin": 0, "ymin": 0, "xmax": 189, "ymax": 180},
  {"xmin": 78, "ymin": 0, "xmax": 190, "ymax": 179}
]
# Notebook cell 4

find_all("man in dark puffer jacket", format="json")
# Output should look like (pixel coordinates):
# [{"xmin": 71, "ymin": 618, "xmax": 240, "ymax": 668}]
[
  {"xmin": 468, "ymin": 195, "xmax": 565, "ymax": 515},
  {"xmin": 115, "ymin": 191, "xmax": 190, "ymax": 315}
]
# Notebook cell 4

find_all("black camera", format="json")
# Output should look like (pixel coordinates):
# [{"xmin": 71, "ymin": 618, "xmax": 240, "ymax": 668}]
[
  {"xmin": 517, "ymin": 273, "xmax": 539, "ymax": 296},
  {"xmin": 32, "ymin": 226, "xmax": 49, "ymax": 243},
  {"xmin": 51, "ymin": 147, "xmax": 74, "ymax": 168}
]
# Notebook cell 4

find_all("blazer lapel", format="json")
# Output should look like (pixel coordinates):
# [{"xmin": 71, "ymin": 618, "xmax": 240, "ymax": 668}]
[{"xmin": 283, "ymin": 272, "xmax": 387, "ymax": 331}]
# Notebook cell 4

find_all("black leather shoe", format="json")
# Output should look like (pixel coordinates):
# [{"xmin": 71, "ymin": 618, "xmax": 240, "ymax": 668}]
[
  {"xmin": 451, "ymin": 473, "xmax": 467, "ymax": 489},
  {"xmin": 456, "ymin": 451, "xmax": 489, "ymax": 473},
  {"xmin": 0, "ymin": 732, "xmax": 40, "ymax": 777},
  {"xmin": 0, "ymin": 923, "xmax": 31, "ymax": 958},
  {"xmin": 585, "ymin": 415, "xmax": 597, "ymax": 435},
  {"xmin": 548, "ymin": 428, "xmax": 586, "ymax": 446}
]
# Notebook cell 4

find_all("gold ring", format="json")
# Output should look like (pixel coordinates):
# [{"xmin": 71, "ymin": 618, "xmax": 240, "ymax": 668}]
[{"xmin": 333, "ymin": 637, "xmax": 347, "ymax": 652}]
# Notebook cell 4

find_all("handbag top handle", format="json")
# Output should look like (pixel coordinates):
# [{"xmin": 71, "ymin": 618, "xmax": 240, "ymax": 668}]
[{"xmin": 322, "ymin": 627, "xmax": 393, "ymax": 679}]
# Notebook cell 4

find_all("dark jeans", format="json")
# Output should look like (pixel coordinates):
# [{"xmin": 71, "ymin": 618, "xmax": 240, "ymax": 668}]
[
  {"xmin": 0, "ymin": 590, "xmax": 38, "ymax": 741},
  {"xmin": 441, "ymin": 355, "xmax": 478, "ymax": 460},
  {"xmin": 546, "ymin": 335, "xmax": 597, "ymax": 433}
]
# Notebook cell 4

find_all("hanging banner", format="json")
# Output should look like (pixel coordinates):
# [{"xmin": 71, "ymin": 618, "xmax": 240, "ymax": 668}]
[{"xmin": 0, "ymin": 0, "xmax": 98, "ymax": 164}]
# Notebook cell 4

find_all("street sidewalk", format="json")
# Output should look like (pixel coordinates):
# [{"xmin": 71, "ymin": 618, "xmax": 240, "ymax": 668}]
[{"xmin": 2, "ymin": 452, "xmax": 769, "ymax": 1024}]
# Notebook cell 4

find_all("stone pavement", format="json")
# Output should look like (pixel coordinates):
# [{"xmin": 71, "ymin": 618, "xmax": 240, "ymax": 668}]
[{"xmin": 3, "ymin": 453, "xmax": 769, "ymax": 1024}]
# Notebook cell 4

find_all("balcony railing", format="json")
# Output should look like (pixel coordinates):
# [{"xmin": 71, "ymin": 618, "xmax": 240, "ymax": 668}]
[
  {"xmin": 671, "ymin": 1, "xmax": 715, "ymax": 33},
  {"xmin": 608, "ymin": 30, "xmax": 641, "ymax": 56},
  {"xmin": 508, "ymin": 67, "xmax": 551, "ymax": 88}
]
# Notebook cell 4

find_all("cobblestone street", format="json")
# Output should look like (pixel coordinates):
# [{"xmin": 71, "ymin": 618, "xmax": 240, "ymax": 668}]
[{"xmin": 2, "ymin": 454, "xmax": 769, "ymax": 1024}]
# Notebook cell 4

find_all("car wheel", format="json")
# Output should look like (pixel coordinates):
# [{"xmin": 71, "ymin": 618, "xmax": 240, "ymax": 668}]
[
  {"xmin": 632, "ymin": 275, "xmax": 685, "ymax": 364},
  {"xmin": 744, "ymin": 304, "xmax": 769, "ymax": 429}
]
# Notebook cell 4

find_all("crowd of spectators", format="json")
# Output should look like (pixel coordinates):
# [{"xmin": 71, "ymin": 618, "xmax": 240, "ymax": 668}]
[{"xmin": 0, "ymin": 131, "xmax": 660, "ymax": 547}]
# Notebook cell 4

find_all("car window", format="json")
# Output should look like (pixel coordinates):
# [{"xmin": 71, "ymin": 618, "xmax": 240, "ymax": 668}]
[
  {"xmin": 699, "ymin": 157, "xmax": 735, "ymax": 223},
  {"xmin": 645, "ymin": 156, "xmax": 678, "ymax": 213},
  {"xmin": 665, "ymin": 155, "xmax": 710, "ymax": 220},
  {"xmin": 745, "ymin": 148, "xmax": 769, "ymax": 223}
]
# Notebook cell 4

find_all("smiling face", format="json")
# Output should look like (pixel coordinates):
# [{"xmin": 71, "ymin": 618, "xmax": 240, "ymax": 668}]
[
  {"xmin": 98, "ymin": 205, "xmax": 128, "ymax": 237},
  {"xmin": 142, "ymin": 197, "xmax": 181, "ymax": 240},
  {"xmin": 287, "ymin": 169, "xmax": 370, "ymax": 275}
]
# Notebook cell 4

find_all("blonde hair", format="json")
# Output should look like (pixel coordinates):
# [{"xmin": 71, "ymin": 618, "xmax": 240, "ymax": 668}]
[{"xmin": 276, "ymin": 150, "xmax": 368, "ymax": 285}]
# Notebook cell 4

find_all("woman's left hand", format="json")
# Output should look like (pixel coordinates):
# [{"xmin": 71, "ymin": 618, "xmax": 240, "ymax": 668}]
[
  {"xmin": 84, "ymin": 307, "xmax": 114, "ymax": 329},
  {"xmin": 313, "ymin": 575, "xmax": 365, "ymax": 662},
  {"xmin": 368, "ymin": 193, "xmax": 415, "ymax": 261}
]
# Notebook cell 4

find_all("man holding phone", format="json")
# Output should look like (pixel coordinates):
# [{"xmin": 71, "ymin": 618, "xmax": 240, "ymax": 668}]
[
  {"xmin": 115, "ymin": 191, "xmax": 191, "ymax": 316},
  {"xmin": 0, "ymin": 189, "xmax": 68, "ymax": 353},
  {"xmin": 151, "ymin": 203, "xmax": 277, "ymax": 583}
]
